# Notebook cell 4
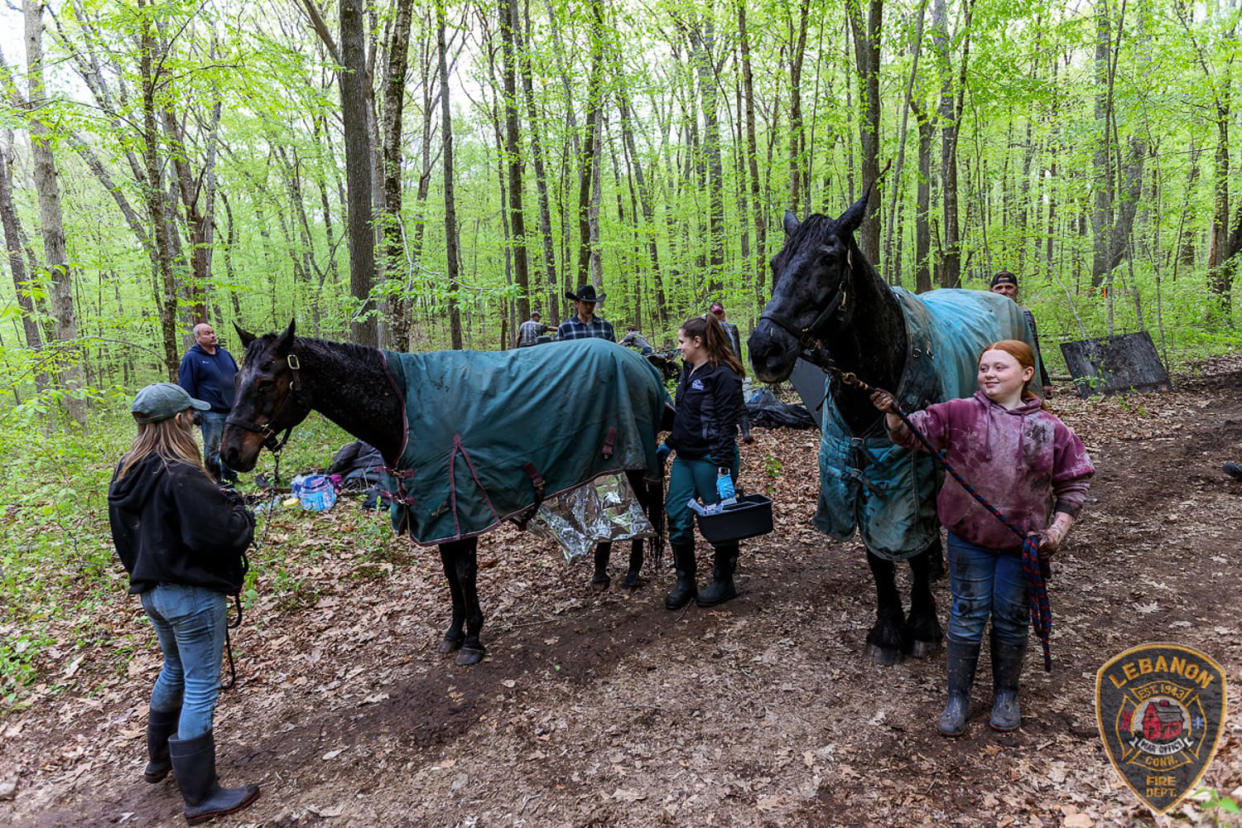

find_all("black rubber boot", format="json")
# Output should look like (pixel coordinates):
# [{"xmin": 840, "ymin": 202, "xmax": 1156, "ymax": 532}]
[
  {"xmin": 938, "ymin": 639, "xmax": 980, "ymax": 737},
  {"xmin": 144, "ymin": 708, "xmax": 180, "ymax": 783},
  {"xmin": 168, "ymin": 731, "xmax": 259, "ymax": 825},
  {"xmin": 695, "ymin": 544, "xmax": 738, "ymax": 608},
  {"xmin": 1224, "ymin": 462, "xmax": 1242, "ymax": 482},
  {"xmin": 664, "ymin": 543, "xmax": 697, "ymax": 610},
  {"xmin": 989, "ymin": 637, "xmax": 1027, "ymax": 732}
]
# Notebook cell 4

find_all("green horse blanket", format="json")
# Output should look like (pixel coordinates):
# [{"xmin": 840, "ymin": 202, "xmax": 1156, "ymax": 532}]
[{"xmin": 380, "ymin": 338, "xmax": 670, "ymax": 546}]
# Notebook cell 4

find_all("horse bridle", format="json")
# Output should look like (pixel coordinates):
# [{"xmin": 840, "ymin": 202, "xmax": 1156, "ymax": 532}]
[
  {"xmin": 758, "ymin": 250, "xmax": 852, "ymax": 369},
  {"xmin": 225, "ymin": 354, "xmax": 305, "ymax": 453}
]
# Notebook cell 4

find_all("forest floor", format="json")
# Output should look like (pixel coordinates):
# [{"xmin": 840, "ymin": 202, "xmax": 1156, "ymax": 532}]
[{"xmin": 2, "ymin": 356, "xmax": 1242, "ymax": 827}]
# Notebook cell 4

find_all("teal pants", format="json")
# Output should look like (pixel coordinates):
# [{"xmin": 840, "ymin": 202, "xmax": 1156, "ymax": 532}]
[{"xmin": 666, "ymin": 450, "xmax": 740, "ymax": 547}]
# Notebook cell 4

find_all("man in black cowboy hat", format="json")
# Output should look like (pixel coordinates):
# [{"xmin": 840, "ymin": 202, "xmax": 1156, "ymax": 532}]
[
  {"xmin": 557, "ymin": 284, "xmax": 615, "ymax": 342},
  {"xmin": 990, "ymin": 270, "xmax": 1053, "ymax": 397}
]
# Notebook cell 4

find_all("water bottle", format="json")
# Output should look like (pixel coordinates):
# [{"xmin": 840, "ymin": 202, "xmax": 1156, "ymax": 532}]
[{"xmin": 716, "ymin": 468, "xmax": 737, "ymax": 506}]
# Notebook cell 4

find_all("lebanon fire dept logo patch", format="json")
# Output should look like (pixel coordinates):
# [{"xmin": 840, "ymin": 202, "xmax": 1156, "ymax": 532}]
[{"xmin": 1096, "ymin": 643, "xmax": 1227, "ymax": 814}]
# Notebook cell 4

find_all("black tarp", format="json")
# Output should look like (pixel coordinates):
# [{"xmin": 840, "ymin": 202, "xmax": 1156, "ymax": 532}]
[{"xmin": 1060, "ymin": 331, "xmax": 1171, "ymax": 398}]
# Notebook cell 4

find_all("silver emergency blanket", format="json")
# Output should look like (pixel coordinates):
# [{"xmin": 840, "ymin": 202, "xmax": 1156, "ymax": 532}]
[{"xmin": 529, "ymin": 473, "xmax": 655, "ymax": 561}]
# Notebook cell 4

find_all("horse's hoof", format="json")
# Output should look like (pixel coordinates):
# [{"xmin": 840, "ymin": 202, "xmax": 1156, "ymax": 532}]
[
  {"xmin": 437, "ymin": 635, "xmax": 464, "ymax": 654},
  {"xmin": 908, "ymin": 639, "xmax": 942, "ymax": 659},
  {"xmin": 620, "ymin": 573, "xmax": 643, "ymax": 590},
  {"xmin": 456, "ymin": 647, "xmax": 486, "ymax": 666},
  {"xmin": 591, "ymin": 575, "xmax": 610, "ymax": 592},
  {"xmin": 864, "ymin": 643, "xmax": 904, "ymax": 667}
]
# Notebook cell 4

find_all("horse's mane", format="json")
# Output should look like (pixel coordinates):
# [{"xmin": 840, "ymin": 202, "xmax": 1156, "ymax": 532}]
[{"xmin": 242, "ymin": 332, "xmax": 384, "ymax": 367}]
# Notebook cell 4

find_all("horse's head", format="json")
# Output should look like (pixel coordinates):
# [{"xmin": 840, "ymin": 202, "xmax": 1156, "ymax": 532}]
[
  {"xmin": 749, "ymin": 192, "xmax": 869, "ymax": 382},
  {"xmin": 221, "ymin": 320, "xmax": 313, "ymax": 472}
]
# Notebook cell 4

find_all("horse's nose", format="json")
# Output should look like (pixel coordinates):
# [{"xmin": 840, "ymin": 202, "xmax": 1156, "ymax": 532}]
[{"xmin": 748, "ymin": 323, "xmax": 798, "ymax": 383}]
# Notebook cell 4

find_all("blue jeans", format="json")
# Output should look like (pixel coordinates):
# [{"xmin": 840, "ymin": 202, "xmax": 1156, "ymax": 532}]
[
  {"xmin": 140, "ymin": 584, "xmax": 228, "ymax": 740},
  {"xmin": 946, "ymin": 532, "xmax": 1028, "ymax": 646},
  {"xmin": 199, "ymin": 411, "xmax": 236, "ymax": 482},
  {"xmin": 665, "ymin": 450, "xmax": 740, "ymax": 547}
]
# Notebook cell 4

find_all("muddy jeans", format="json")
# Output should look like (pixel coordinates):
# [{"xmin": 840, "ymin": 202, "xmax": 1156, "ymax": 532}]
[
  {"xmin": 946, "ymin": 532, "xmax": 1028, "ymax": 646},
  {"xmin": 140, "ymin": 583, "xmax": 228, "ymax": 740}
]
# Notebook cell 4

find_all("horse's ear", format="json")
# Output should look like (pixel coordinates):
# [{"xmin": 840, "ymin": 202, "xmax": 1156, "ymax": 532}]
[
  {"xmin": 234, "ymin": 323, "xmax": 256, "ymax": 347},
  {"xmin": 273, "ymin": 319, "xmax": 297, "ymax": 356},
  {"xmin": 837, "ymin": 187, "xmax": 873, "ymax": 235},
  {"xmin": 783, "ymin": 209, "xmax": 800, "ymax": 237}
]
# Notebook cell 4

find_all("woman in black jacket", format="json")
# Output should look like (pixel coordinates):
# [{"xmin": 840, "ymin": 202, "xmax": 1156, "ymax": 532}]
[
  {"xmin": 108, "ymin": 383, "xmax": 259, "ymax": 824},
  {"xmin": 663, "ymin": 316, "xmax": 746, "ymax": 610}
]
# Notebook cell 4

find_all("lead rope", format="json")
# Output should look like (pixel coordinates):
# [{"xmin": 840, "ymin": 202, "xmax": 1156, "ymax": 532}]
[
  {"xmin": 221, "ymin": 447, "xmax": 284, "ymax": 692},
  {"xmin": 831, "ymin": 370, "xmax": 1054, "ymax": 672}
]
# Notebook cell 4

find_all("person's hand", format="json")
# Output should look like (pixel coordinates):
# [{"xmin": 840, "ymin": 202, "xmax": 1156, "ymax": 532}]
[
  {"xmin": 1034, "ymin": 514, "xmax": 1073, "ymax": 558},
  {"xmin": 870, "ymin": 389, "xmax": 896, "ymax": 412}
]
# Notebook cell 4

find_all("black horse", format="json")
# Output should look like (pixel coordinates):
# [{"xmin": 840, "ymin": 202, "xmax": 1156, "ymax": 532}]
[
  {"xmin": 221, "ymin": 323, "xmax": 667, "ymax": 666},
  {"xmin": 749, "ymin": 194, "xmax": 1034, "ymax": 666}
]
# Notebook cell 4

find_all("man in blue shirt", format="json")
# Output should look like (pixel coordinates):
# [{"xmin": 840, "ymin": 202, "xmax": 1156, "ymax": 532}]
[
  {"xmin": 178, "ymin": 323, "xmax": 239, "ymax": 483},
  {"xmin": 557, "ymin": 285, "xmax": 615, "ymax": 342}
]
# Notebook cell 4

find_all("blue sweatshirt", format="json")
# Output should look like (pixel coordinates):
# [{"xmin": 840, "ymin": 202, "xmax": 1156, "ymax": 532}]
[{"xmin": 178, "ymin": 344, "xmax": 238, "ymax": 412}]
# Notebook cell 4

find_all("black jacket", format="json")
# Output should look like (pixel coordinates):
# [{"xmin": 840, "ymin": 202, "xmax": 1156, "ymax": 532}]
[
  {"xmin": 108, "ymin": 454, "xmax": 254, "ymax": 595},
  {"xmin": 668, "ymin": 360, "xmax": 743, "ymax": 463}
]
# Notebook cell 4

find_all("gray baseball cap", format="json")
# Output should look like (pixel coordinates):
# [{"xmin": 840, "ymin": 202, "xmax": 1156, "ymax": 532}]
[{"xmin": 131, "ymin": 382, "xmax": 210, "ymax": 424}]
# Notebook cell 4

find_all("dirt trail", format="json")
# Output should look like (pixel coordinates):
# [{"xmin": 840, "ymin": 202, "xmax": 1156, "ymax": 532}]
[{"xmin": 2, "ymin": 356, "xmax": 1241, "ymax": 827}]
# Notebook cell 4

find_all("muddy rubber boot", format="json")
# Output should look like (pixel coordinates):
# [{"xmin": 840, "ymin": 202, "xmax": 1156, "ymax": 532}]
[
  {"xmin": 1224, "ymin": 462, "xmax": 1242, "ymax": 482},
  {"xmin": 664, "ymin": 543, "xmax": 697, "ymax": 610},
  {"xmin": 938, "ymin": 639, "xmax": 980, "ymax": 737},
  {"xmin": 695, "ymin": 544, "xmax": 738, "ymax": 608},
  {"xmin": 168, "ymin": 731, "xmax": 259, "ymax": 825},
  {"xmin": 144, "ymin": 708, "xmax": 180, "ymax": 783},
  {"xmin": 989, "ymin": 637, "xmax": 1027, "ymax": 732}
]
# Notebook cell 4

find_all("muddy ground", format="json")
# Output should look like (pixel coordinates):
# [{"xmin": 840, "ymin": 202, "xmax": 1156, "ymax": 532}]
[{"xmin": 2, "ymin": 356, "xmax": 1242, "ymax": 827}]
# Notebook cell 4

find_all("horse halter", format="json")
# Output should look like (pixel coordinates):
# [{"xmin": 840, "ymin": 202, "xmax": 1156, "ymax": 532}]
[
  {"xmin": 225, "ymin": 354, "xmax": 304, "ymax": 453},
  {"xmin": 758, "ymin": 249, "xmax": 853, "ymax": 361}
]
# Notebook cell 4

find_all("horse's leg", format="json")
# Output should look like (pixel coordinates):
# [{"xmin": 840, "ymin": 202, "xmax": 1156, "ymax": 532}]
[
  {"xmin": 864, "ymin": 549, "xmax": 906, "ymax": 666},
  {"xmin": 592, "ymin": 542, "xmax": 612, "ymax": 590},
  {"xmin": 437, "ymin": 543, "xmax": 466, "ymax": 653},
  {"xmin": 446, "ymin": 538, "xmax": 487, "ymax": 666},
  {"xmin": 620, "ymin": 471, "xmax": 647, "ymax": 590},
  {"xmin": 904, "ymin": 541, "xmax": 944, "ymax": 658}
]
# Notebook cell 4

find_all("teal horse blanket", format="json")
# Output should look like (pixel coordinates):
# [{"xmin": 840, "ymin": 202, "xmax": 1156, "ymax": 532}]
[
  {"xmin": 813, "ymin": 289, "xmax": 1039, "ymax": 560},
  {"xmin": 380, "ymin": 338, "xmax": 670, "ymax": 546}
]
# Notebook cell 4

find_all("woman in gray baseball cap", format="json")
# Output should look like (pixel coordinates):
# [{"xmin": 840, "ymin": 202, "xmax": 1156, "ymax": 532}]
[{"xmin": 108, "ymin": 382, "xmax": 260, "ymax": 823}]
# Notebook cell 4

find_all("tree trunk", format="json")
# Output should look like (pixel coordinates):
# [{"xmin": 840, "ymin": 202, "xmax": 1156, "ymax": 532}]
[
  {"xmin": 381, "ymin": 0, "xmax": 415, "ymax": 349},
  {"xmin": 517, "ymin": 0, "xmax": 559, "ymax": 323},
  {"xmin": 615, "ymin": 52, "xmax": 667, "ymax": 324},
  {"xmin": 499, "ymin": 0, "xmax": 531, "ymax": 322},
  {"xmin": 341, "ymin": 0, "xmax": 378, "ymax": 346},
  {"xmin": 0, "ymin": 129, "xmax": 47, "ymax": 391},
  {"xmin": 847, "ymin": 0, "xmax": 882, "ymax": 265},
  {"xmin": 26, "ymin": 0, "xmax": 86, "ymax": 423},
  {"xmin": 576, "ymin": 0, "xmax": 605, "ymax": 288},
  {"xmin": 738, "ymin": 0, "xmax": 766, "ymax": 298},
  {"xmin": 1091, "ymin": 1, "xmax": 1115, "ymax": 288},
  {"xmin": 690, "ymin": 16, "xmax": 725, "ymax": 292},
  {"xmin": 787, "ymin": 0, "xmax": 810, "ymax": 218},
  {"xmin": 437, "ymin": 0, "xmax": 464, "ymax": 349}
]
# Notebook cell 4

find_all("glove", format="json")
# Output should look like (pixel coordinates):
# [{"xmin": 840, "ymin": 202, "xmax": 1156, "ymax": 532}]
[{"xmin": 656, "ymin": 441, "xmax": 671, "ymax": 462}]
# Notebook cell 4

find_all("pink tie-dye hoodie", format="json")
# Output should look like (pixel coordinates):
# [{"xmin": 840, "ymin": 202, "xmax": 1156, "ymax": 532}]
[{"xmin": 890, "ymin": 391, "xmax": 1094, "ymax": 551}]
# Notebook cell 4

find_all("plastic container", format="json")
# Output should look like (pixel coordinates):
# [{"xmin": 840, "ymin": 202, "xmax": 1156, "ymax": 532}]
[
  {"xmin": 294, "ymin": 473, "xmax": 337, "ymax": 512},
  {"xmin": 695, "ymin": 494, "xmax": 773, "ymax": 544}
]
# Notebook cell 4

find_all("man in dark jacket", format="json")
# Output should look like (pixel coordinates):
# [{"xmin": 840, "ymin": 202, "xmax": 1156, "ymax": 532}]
[
  {"xmin": 178, "ymin": 323, "xmax": 240, "ymax": 483},
  {"xmin": 990, "ymin": 271, "xmax": 1053, "ymax": 397}
]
